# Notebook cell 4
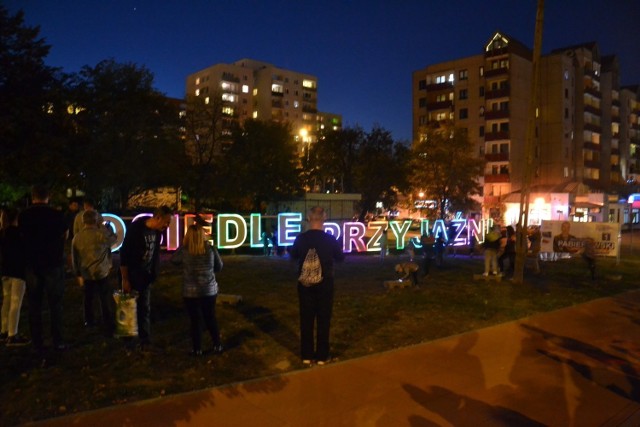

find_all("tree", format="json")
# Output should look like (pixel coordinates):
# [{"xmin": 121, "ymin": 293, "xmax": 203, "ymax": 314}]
[
  {"xmin": 409, "ymin": 121, "xmax": 484, "ymax": 219},
  {"xmin": 222, "ymin": 120, "xmax": 302, "ymax": 212},
  {"xmin": 306, "ymin": 127, "xmax": 363, "ymax": 193},
  {"xmin": 0, "ymin": 6, "xmax": 67, "ymax": 192},
  {"xmin": 180, "ymin": 93, "xmax": 232, "ymax": 211},
  {"xmin": 69, "ymin": 59, "xmax": 183, "ymax": 210}
]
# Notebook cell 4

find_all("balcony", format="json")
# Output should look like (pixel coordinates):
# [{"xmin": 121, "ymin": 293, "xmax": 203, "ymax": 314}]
[
  {"xmin": 583, "ymin": 104, "xmax": 601, "ymax": 115},
  {"xmin": 583, "ymin": 141, "xmax": 601, "ymax": 151},
  {"xmin": 612, "ymin": 99, "xmax": 621, "ymax": 107},
  {"xmin": 584, "ymin": 86, "xmax": 601, "ymax": 98},
  {"xmin": 583, "ymin": 178, "xmax": 600, "ymax": 187},
  {"xmin": 427, "ymin": 100, "xmax": 453, "ymax": 110},
  {"xmin": 485, "ymin": 87, "xmax": 510, "ymax": 99},
  {"xmin": 484, "ymin": 109, "xmax": 510, "ymax": 120},
  {"xmin": 485, "ymin": 152, "xmax": 509, "ymax": 162},
  {"xmin": 485, "ymin": 131, "xmax": 510, "ymax": 141},
  {"xmin": 584, "ymin": 159, "xmax": 600, "ymax": 169},
  {"xmin": 611, "ymin": 164, "xmax": 620, "ymax": 172},
  {"xmin": 484, "ymin": 67, "xmax": 509, "ymax": 78},
  {"xmin": 611, "ymin": 147, "xmax": 620, "ymax": 155},
  {"xmin": 485, "ymin": 173, "xmax": 510, "ymax": 183},
  {"xmin": 426, "ymin": 82, "xmax": 453, "ymax": 91},
  {"xmin": 583, "ymin": 122, "xmax": 602, "ymax": 133},
  {"xmin": 271, "ymin": 91, "xmax": 284, "ymax": 97},
  {"xmin": 302, "ymin": 105, "xmax": 318, "ymax": 113}
]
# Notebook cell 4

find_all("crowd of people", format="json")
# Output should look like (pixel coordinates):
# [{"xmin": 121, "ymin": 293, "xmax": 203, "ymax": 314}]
[{"xmin": 0, "ymin": 187, "xmax": 599, "ymax": 368}]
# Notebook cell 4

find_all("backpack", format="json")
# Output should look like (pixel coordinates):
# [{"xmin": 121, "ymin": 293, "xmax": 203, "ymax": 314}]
[{"xmin": 298, "ymin": 248, "xmax": 323, "ymax": 286}]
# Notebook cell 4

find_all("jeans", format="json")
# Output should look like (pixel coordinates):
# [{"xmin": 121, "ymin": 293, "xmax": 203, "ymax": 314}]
[
  {"xmin": 184, "ymin": 295, "xmax": 220, "ymax": 352},
  {"xmin": 2, "ymin": 276, "xmax": 26, "ymax": 337},
  {"xmin": 84, "ymin": 276, "xmax": 115, "ymax": 334},
  {"xmin": 298, "ymin": 280, "xmax": 334, "ymax": 361},
  {"xmin": 25, "ymin": 266, "xmax": 65, "ymax": 350}
]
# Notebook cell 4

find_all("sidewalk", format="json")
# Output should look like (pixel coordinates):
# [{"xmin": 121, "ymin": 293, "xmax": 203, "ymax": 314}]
[{"xmin": 34, "ymin": 290, "xmax": 640, "ymax": 427}]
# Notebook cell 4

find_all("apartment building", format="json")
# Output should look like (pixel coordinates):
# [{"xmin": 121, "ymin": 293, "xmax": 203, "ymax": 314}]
[
  {"xmin": 186, "ymin": 59, "xmax": 328, "ymax": 157},
  {"xmin": 413, "ymin": 31, "xmax": 640, "ymax": 223}
]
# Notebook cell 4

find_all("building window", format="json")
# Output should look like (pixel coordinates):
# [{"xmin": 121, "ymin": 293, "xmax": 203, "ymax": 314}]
[
  {"xmin": 195, "ymin": 89, "xmax": 200, "ymax": 96},
  {"xmin": 459, "ymin": 89, "xmax": 468, "ymax": 100},
  {"xmin": 436, "ymin": 94, "xmax": 447, "ymax": 102},
  {"xmin": 195, "ymin": 77, "xmax": 200, "ymax": 85},
  {"xmin": 459, "ymin": 108, "xmax": 468, "ymax": 119},
  {"xmin": 479, "ymin": 126, "xmax": 484, "ymax": 137},
  {"xmin": 204, "ymin": 97, "xmax": 210, "ymax": 104},
  {"xmin": 294, "ymin": 101, "xmax": 299, "ymax": 108},
  {"xmin": 242, "ymin": 85, "xmax": 249, "ymax": 93},
  {"xmin": 419, "ymin": 97, "xmax": 427, "ymax": 108},
  {"xmin": 479, "ymin": 66, "xmax": 484, "ymax": 77},
  {"xmin": 564, "ymin": 108, "xmax": 569, "ymax": 119},
  {"xmin": 436, "ymin": 75, "xmax": 446, "ymax": 84},
  {"xmin": 564, "ymin": 88, "xmax": 569, "ymax": 99},
  {"xmin": 479, "ymin": 86, "xmax": 485, "ymax": 97},
  {"xmin": 271, "ymin": 84, "xmax": 283, "ymax": 94},
  {"xmin": 418, "ymin": 79, "xmax": 427, "ymax": 90},
  {"xmin": 302, "ymin": 79, "xmax": 317, "ymax": 89},
  {"xmin": 459, "ymin": 69, "xmax": 468, "ymax": 80},
  {"xmin": 436, "ymin": 112, "xmax": 447, "ymax": 121}
]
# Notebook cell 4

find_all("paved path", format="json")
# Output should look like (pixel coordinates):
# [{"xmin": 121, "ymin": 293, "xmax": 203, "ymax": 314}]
[{"xmin": 32, "ymin": 289, "xmax": 640, "ymax": 427}]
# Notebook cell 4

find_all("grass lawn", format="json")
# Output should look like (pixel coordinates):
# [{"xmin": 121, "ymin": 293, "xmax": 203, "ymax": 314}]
[{"xmin": 2, "ymin": 240, "xmax": 640, "ymax": 426}]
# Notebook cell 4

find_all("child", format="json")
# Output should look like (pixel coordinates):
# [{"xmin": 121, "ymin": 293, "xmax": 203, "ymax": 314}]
[
  {"xmin": 172, "ymin": 224, "xmax": 224, "ymax": 356},
  {"xmin": 0, "ymin": 208, "xmax": 30, "ymax": 346}
]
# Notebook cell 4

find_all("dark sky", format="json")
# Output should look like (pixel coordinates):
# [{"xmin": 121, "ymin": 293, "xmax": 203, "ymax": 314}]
[{"xmin": 6, "ymin": 0, "xmax": 640, "ymax": 142}]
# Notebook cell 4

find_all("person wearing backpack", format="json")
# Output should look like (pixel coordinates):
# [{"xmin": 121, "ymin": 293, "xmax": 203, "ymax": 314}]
[{"xmin": 290, "ymin": 206, "xmax": 344, "ymax": 366}]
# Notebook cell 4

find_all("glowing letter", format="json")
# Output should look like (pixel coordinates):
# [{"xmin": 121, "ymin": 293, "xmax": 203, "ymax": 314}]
[
  {"xmin": 366, "ymin": 221, "xmax": 386, "ymax": 251},
  {"xmin": 432, "ymin": 219, "xmax": 448, "ymax": 242},
  {"xmin": 388, "ymin": 220, "xmax": 412, "ymax": 249},
  {"xmin": 278, "ymin": 213, "xmax": 302, "ymax": 247},
  {"xmin": 343, "ymin": 221, "xmax": 366, "ymax": 252},
  {"xmin": 324, "ymin": 222, "xmax": 341, "ymax": 239},
  {"xmin": 217, "ymin": 214, "xmax": 247, "ymax": 249},
  {"xmin": 102, "ymin": 213, "xmax": 126, "ymax": 252},
  {"xmin": 249, "ymin": 213, "xmax": 263, "ymax": 248}
]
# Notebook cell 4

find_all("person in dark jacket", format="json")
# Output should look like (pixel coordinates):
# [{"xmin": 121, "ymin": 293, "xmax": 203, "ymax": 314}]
[
  {"xmin": 1, "ymin": 207, "xmax": 30, "ymax": 346},
  {"xmin": 119, "ymin": 206, "xmax": 172, "ymax": 350},
  {"xmin": 498, "ymin": 225, "xmax": 516, "ymax": 277},
  {"xmin": 171, "ymin": 224, "xmax": 224, "ymax": 356},
  {"xmin": 19, "ymin": 185, "xmax": 69, "ymax": 355},
  {"xmin": 290, "ymin": 206, "xmax": 344, "ymax": 365}
]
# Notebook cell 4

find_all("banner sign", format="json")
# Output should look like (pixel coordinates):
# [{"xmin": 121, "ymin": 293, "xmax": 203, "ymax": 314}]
[{"xmin": 540, "ymin": 220, "xmax": 620, "ymax": 257}]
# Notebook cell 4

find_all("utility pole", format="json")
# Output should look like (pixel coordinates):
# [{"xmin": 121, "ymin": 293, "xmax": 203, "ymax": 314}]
[{"xmin": 513, "ymin": 0, "xmax": 544, "ymax": 284}]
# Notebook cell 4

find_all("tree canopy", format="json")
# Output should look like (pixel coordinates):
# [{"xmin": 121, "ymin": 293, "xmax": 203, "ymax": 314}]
[{"xmin": 409, "ymin": 121, "xmax": 484, "ymax": 219}]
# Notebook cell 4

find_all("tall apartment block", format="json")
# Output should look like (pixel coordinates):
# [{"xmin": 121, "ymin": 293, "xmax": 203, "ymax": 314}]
[
  {"xmin": 186, "ymin": 59, "xmax": 339, "ymax": 157},
  {"xmin": 413, "ymin": 32, "xmax": 640, "ymax": 222}
]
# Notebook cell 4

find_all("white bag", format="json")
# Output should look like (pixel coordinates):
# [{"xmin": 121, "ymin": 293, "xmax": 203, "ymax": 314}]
[{"xmin": 113, "ymin": 291, "xmax": 138, "ymax": 337}]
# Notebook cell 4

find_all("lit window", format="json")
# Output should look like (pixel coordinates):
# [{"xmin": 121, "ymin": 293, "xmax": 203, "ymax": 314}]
[
  {"xmin": 205, "ymin": 97, "xmax": 210, "ymax": 104},
  {"xmin": 448, "ymin": 73, "xmax": 454, "ymax": 82},
  {"xmin": 195, "ymin": 77, "xmax": 200, "ymax": 85},
  {"xmin": 222, "ymin": 106, "xmax": 234, "ymax": 115},
  {"xmin": 253, "ymin": 111, "xmax": 258, "ymax": 118},
  {"xmin": 253, "ymin": 89, "xmax": 258, "ymax": 96},
  {"xmin": 195, "ymin": 89, "xmax": 200, "ymax": 96},
  {"xmin": 242, "ymin": 85, "xmax": 249, "ymax": 93},
  {"xmin": 303, "ymin": 80, "xmax": 316, "ymax": 89},
  {"xmin": 294, "ymin": 101, "xmax": 299, "ymax": 108},
  {"xmin": 271, "ymin": 84, "xmax": 283, "ymax": 93},
  {"xmin": 222, "ymin": 93, "xmax": 236, "ymax": 102}
]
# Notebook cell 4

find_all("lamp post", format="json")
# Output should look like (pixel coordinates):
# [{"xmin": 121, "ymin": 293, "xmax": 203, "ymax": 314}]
[{"xmin": 299, "ymin": 128, "xmax": 309, "ymax": 161}]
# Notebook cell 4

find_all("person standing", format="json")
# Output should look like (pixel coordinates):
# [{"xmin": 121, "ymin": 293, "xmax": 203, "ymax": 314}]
[
  {"xmin": 73, "ymin": 197, "xmax": 104, "ymax": 238},
  {"xmin": 290, "ymin": 206, "xmax": 344, "ymax": 365},
  {"xmin": 1, "ymin": 207, "xmax": 30, "ymax": 346},
  {"xmin": 18, "ymin": 185, "xmax": 69, "ymax": 355},
  {"xmin": 171, "ymin": 224, "xmax": 224, "ymax": 356},
  {"xmin": 119, "ymin": 206, "xmax": 172, "ymax": 350},
  {"xmin": 72, "ymin": 210, "xmax": 117, "ymax": 336},
  {"xmin": 482, "ymin": 224, "xmax": 502, "ymax": 276},
  {"xmin": 379, "ymin": 227, "xmax": 389, "ymax": 263},
  {"xmin": 498, "ymin": 225, "xmax": 516, "ymax": 277}
]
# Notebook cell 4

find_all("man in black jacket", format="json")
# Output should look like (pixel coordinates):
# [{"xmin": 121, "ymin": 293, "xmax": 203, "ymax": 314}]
[
  {"xmin": 290, "ymin": 206, "xmax": 344, "ymax": 365},
  {"xmin": 119, "ymin": 206, "xmax": 172, "ymax": 350}
]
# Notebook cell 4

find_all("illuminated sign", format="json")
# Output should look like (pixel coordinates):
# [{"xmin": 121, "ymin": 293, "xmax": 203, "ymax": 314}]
[{"xmin": 103, "ymin": 213, "xmax": 493, "ymax": 254}]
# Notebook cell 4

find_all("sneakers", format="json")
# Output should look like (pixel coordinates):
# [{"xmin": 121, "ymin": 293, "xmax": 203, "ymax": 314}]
[
  {"xmin": 482, "ymin": 272, "xmax": 489, "ymax": 277},
  {"xmin": 190, "ymin": 349, "xmax": 203, "ymax": 357},
  {"xmin": 212, "ymin": 344, "xmax": 224, "ymax": 355},
  {"xmin": 6, "ymin": 335, "xmax": 31, "ymax": 347},
  {"xmin": 302, "ymin": 359, "xmax": 313, "ymax": 366}
]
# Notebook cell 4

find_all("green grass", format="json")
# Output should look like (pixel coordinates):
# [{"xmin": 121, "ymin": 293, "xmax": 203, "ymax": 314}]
[{"xmin": 2, "ymin": 248, "xmax": 639, "ymax": 426}]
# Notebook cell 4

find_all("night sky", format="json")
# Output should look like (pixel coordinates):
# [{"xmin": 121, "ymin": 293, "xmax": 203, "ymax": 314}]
[{"xmin": 6, "ymin": 0, "xmax": 640, "ymax": 142}]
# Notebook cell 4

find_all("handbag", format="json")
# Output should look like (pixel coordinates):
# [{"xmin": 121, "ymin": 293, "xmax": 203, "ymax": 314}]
[{"xmin": 113, "ymin": 290, "xmax": 138, "ymax": 337}]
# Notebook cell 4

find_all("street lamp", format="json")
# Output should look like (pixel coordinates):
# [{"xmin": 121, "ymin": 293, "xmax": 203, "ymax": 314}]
[{"xmin": 299, "ymin": 128, "xmax": 309, "ymax": 161}]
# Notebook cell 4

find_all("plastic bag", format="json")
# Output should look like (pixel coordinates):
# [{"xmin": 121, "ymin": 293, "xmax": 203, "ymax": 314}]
[{"xmin": 113, "ymin": 290, "xmax": 138, "ymax": 337}]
